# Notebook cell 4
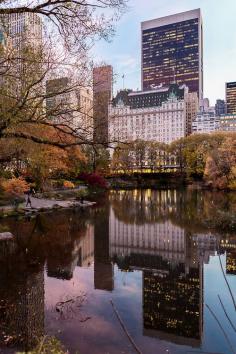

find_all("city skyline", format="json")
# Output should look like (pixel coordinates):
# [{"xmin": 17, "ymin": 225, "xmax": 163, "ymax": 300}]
[{"xmin": 93, "ymin": 0, "xmax": 236, "ymax": 104}]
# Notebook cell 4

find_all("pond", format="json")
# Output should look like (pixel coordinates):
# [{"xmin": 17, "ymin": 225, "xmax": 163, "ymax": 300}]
[{"xmin": 0, "ymin": 189, "xmax": 236, "ymax": 354}]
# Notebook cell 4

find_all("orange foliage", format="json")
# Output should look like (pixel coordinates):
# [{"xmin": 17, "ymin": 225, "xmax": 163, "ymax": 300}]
[
  {"xmin": 63, "ymin": 180, "xmax": 75, "ymax": 189},
  {"xmin": 1, "ymin": 178, "xmax": 29, "ymax": 196}
]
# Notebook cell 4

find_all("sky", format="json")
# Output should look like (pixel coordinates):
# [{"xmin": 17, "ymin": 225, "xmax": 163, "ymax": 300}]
[{"xmin": 92, "ymin": 0, "xmax": 236, "ymax": 105}]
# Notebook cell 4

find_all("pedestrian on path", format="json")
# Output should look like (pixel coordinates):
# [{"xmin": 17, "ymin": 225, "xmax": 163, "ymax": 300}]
[{"xmin": 26, "ymin": 191, "xmax": 32, "ymax": 208}]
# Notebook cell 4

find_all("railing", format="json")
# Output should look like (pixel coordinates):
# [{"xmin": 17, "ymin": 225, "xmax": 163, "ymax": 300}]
[{"xmin": 110, "ymin": 165, "xmax": 181, "ymax": 174}]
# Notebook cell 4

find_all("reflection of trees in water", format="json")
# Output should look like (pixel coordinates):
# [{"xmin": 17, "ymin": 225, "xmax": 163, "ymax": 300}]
[
  {"xmin": 110, "ymin": 189, "xmax": 236, "ymax": 234},
  {"xmin": 0, "ymin": 241, "xmax": 44, "ymax": 351},
  {"xmin": 1, "ymin": 209, "xmax": 92, "ymax": 277},
  {"xmin": 109, "ymin": 189, "xmax": 176, "ymax": 225},
  {"xmin": 0, "ymin": 209, "xmax": 93, "ymax": 351}
]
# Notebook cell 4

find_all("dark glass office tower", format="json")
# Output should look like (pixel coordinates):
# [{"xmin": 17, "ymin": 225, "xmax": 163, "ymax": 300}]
[
  {"xmin": 215, "ymin": 99, "xmax": 226, "ymax": 116},
  {"xmin": 141, "ymin": 9, "xmax": 203, "ymax": 99},
  {"xmin": 226, "ymin": 82, "xmax": 236, "ymax": 114}
]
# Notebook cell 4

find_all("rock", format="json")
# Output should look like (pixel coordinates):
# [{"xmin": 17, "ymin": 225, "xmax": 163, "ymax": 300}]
[{"xmin": 0, "ymin": 232, "xmax": 14, "ymax": 241}]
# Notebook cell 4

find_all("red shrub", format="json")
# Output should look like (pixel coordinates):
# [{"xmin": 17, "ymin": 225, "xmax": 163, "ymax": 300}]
[{"xmin": 78, "ymin": 173, "xmax": 108, "ymax": 189}]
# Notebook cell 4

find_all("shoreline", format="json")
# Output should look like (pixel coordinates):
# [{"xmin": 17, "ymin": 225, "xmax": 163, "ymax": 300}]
[
  {"xmin": 107, "ymin": 175, "xmax": 236, "ymax": 192},
  {"xmin": 0, "ymin": 196, "xmax": 96, "ymax": 219}
]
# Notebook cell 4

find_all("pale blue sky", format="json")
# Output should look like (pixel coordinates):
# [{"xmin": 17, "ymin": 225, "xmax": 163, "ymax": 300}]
[{"xmin": 93, "ymin": 0, "xmax": 236, "ymax": 105}]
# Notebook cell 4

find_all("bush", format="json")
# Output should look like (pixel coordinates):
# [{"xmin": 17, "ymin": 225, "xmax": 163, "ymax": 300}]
[
  {"xmin": 63, "ymin": 180, "xmax": 75, "ymax": 189},
  {"xmin": 75, "ymin": 188, "xmax": 88, "ymax": 200},
  {"xmin": 78, "ymin": 173, "xmax": 108, "ymax": 189},
  {"xmin": 1, "ymin": 177, "xmax": 29, "ymax": 197}
]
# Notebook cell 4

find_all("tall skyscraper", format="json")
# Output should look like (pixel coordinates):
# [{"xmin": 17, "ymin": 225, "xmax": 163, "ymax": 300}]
[
  {"xmin": 226, "ymin": 82, "xmax": 236, "ymax": 114},
  {"xmin": 93, "ymin": 65, "xmax": 113, "ymax": 144},
  {"xmin": 141, "ymin": 9, "xmax": 203, "ymax": 99}
]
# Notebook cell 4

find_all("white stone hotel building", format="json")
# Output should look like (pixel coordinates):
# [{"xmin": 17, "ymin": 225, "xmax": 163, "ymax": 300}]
[{"xmin": 108, "ymin": 84, "xmax": 198, "ymax": 145}]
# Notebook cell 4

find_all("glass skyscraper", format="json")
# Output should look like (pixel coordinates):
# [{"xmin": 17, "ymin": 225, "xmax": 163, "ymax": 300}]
[
  {"xmin": 226, "ymin": 82, "xmax": 236, "ymax": 114},
  {"xmin": 141, "ymin": 9, "xmax": 203, "ymax": 99}
]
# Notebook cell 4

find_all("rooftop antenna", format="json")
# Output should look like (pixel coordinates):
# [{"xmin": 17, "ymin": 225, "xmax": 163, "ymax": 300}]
[{"xmin": 122, "ymin": 74, "xmax": 125, "ymax": 90}]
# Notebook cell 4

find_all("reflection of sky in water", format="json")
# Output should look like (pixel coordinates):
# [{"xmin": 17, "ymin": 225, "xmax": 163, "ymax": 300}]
[
  {"xmin": 203, "ymin": 254, "xmax": 236, "ymax": 354},
  {"xmin": 44, "ymin": 255, "xmax": 236, "ymax": 354}
]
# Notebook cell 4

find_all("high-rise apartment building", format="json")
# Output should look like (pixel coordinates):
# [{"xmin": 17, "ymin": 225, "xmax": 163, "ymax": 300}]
[
  {"xmin": 46, "ymin": 77, "xmax": 93, "ymax": 138},
  {"xmin": 0, "ymin": 13, "xmax": 43, "ymax": 94},
  {"xmin": 141, "ymin": 9, "xmax": 203, "ymax": 100},
  {"xmin": 226, "ymin": 82, "xmax": 236, "ymax": 114},
  {"xmin": 93, "ymin": 65, "xmax": 113, "ymax": 144},
  {"xmin": 1, "ymin": 13, "xmax": 42, "ymax": 54},
  {"xmin": 192, "ymin": 111, "xmax": 219, "ymax": 134}
]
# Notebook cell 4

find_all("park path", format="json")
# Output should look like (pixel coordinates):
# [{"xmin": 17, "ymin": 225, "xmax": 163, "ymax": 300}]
[
  {"xmin": 0, "ymin": 196, "xmax": 94, "ymax": 212},
  {"xmin": 26, "ymin": 196, "xmax": 76, "ymax": 209},
  {"xmin": 24, "ymin": 196, "xmax": 94, "ymax": 210}
]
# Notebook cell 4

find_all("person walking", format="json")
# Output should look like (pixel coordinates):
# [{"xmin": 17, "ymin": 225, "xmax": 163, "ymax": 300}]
[{"xmin": 26, "ymin": 191, "xmax": 32, "ymax": 208}]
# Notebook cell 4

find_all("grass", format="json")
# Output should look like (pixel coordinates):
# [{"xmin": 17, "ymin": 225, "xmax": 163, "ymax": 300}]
[{"xmin": 17, "ymin": 336, "xmax": 70, "ymax": 354}]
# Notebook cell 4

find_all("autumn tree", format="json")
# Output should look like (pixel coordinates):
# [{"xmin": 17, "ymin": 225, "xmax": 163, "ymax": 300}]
[
  {"xmin": 169, "ymin": 138, "xmax": 187, "ymax": 174},
  {"xmin": 147, "ymin": 141, "xmax": 168, "ymax": 171},
  {"xmin": 182, "ymin": 133, "xmax": 225, "ymax": 176},
  {"xmin": 133, "ymin": 140, "xmax": 146, "ymax": 172},
  {"xmin": 80, "ymin": 144, "xmax": 110, "ymax": 174},
  {"xmin": 111, "ymin": 142, "xmax": 134, "ymax": 174},
  {"xmin": 0, "ymin": 0, "xmax": 127, "ymax": 150},
  {"xmin": 204, "ymin": 135, "xmax": 236, "ymax": 189}
]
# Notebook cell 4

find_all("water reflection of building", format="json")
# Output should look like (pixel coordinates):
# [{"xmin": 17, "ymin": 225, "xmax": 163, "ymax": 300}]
[
  {"xmin": 143, "ymin": 268, "xmax": 201, "ymax": 347},
  {"xmin": 77, "ymin": 224, "xmax": 94, "ymax": 267},
  {"xmin": 109, "ymin": 207, "xmax": 218, "ymax": 268},
  {"xmin": 0, "ymin": 236, "xmax": 44, "ymax": 352},
  {"xmin": 47, "ymin": 222, "xmax": 94, "ymax": 280},
  {"xmin": 109, "ymin": 213, "xmax": 203, "ymax": 346},
  {"xmin": 110, "ymin": 209, "xmax": 186, "ymax": 264},
  {"xmin": 191, "ymin": 233, "xmax": 219, "ymax": 265},
  {"xmin": 219, "ymin": 239, "xmax": 236, "ymax": 275},
  {"xmin": 94, "ymin": 206, "xmax": 114, "ymax": 291},
  {"xmin": 226, "ymin": 251, "xmax": 236, "ymax": 275},
  {"xmin": 108, "ymin": 200, "xmax": 224, "ymax": 347}
]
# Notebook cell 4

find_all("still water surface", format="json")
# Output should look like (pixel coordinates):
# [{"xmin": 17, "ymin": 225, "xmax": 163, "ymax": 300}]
[{"xmin": 0, "ymin": 189, "xmax": 236, "ymax": 354}]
